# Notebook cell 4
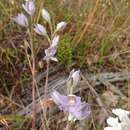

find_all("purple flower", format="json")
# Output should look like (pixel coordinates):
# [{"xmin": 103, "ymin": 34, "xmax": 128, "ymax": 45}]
[
  {"xmin": 51, "ymin": 91, "xmax": 91, "ymax": 120},
  {"xmin": 13, "ymin": 13, "xmax": 28, "ymax": 27},
  {"xmin": 43, "ymin": 35, "xmax": 60, "ymax": 62},
  {"xmin": 22, "ymin": 0, "xmax": 35, "ymax": 16},
  {"xmin": 51, "ymin": 35, "xmax": 60, "ymax": 47},
  {"xmin": 34, "ymin": 24, "xmax": 47, "ymax": 36},
  {"xmin": 51, "ymin": 91, "xmax": 68, "ymax": 110},
  {"xmin": 55, "ymin": 21, "xmax": 67, "ymax": 32},
  {"xmin": 41, "ymin": 8, "xmax": 51, "ymax": 23},
  {"xmin": 72, "ymin": 70, "xmax": 80, "ymax": 87},
  {"xmin": 69, "ymin": 100, "xmax": 91, "ymax": 120},
  {"xmin": 44, "ymin": 46, "xmax": 57, "ymax": 62},
  {"xmin": 68, "ymin": 69, "xmax": 81, "ymax": 87}
]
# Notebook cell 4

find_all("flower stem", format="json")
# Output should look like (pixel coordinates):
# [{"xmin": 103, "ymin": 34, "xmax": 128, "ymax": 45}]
[
  {"xmin": 28, "ymin": 22, "xmax": 36, "ymax": 129},
  {"xmin": 66, "ymin": 119, "xmax": 71, "ymax": 130},
  {"xmin": 49, "ymin": 21, "xmax": 53, "ymax": 40},
  {"xmin": 44, "ymin": 59, "xmax": 50, "ymax": 119}
]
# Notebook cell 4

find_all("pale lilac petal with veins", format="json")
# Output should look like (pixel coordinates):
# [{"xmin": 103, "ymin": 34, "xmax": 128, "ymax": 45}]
[
  {"xmin": 55, "ymin": 21, "xmax": 67, "ymax": 32},
  {"xmin": 51, "ymin": 91, "xmax": 68, "ymax": 110},
  {"xmin": 13, "ymin": 13, "xmax": 28, "ymax": 27},
  {"xmin": 34, "ymin": 24, "xmax": 47, "ymax": 36},
  {"xmin": 22, "ymin": 0, "xmax": 35, "ymax": 15},
  {"xmin": 41, "ymin": 8, "xmax": 51, "ymax": 22},
  {"xmin": 69, "ymin": 102, "xmax": 91, "ymax": 120},
  {"xmin": 51, "ymin": 91, "xmax": 91, "ymax": 120},
  {"xmin": 68, "ymin": 69, "xmax": 75, "ymax": 79},
  {"xmin": 44, "ymin": 46, "xmax": 57, "ymax": 61},
  {"xmin": 44, "ymin": 46, "xmax": 56, "ymax": 57},
  {"xmin": 68, "ymin": 69, "xmax": 80, "ymax": 87},
  {"xmin": 51, "ymin": 35, "xmax": 60, "ymax": 47},
  {"xmin": 72, "ymin": 70, "xmax": 80, "ymax": 87}
]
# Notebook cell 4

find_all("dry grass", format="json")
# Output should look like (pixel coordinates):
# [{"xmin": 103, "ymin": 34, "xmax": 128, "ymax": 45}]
[{"xmin": 0, "ymin": 0, "xmax": 130, "ymax": 129}]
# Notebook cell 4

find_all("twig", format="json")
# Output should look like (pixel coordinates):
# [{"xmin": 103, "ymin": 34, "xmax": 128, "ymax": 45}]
[
  {"xmin": 81, "ymin": 74, "xmax": 109, "ymax": 117},
  {"xmin": 27, "ymin": 22, "xmax": 36, "ymax": 129},
  {"xmin": 97, "ymin": 76, "xmax": 127, "ymax": 99},
  {"xmin": 44, "ymin": 60, "xmax": 50, "ymax": 104}
]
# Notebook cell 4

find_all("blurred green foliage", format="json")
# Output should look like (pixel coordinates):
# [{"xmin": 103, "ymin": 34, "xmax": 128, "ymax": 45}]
[
  {"xmin": 99, "ymin": 38, "xmax": 109, "ymax": 57},
  {"xmin": 57, "ymin": 35, "xmax": 73, "ymax": 66}
]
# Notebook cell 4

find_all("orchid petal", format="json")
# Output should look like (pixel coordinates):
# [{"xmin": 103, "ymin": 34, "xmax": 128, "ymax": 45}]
[
  {"xmin": 13, "ymin": 13, "xmax": 28, "ymax": 27},
  {"xmin": 22, "ymin": 0, "xmax": 35, "ymax": 15},
  {"xmin": 51, "ymin": 35, "xmax": 60, "ymax": 47},
  {"xmin": 41, "ymin": 8, "xmax": 51, "ymax": 22},
  {"xmin": 34, "ymin": 24, "xmax": 47, "ymax": 36},
  {"xmin": 55, "ymin": 21, "xmax": 67, "ymax": 32}
]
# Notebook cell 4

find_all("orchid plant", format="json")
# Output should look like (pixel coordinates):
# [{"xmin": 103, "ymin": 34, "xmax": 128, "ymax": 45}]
[
  {"xmin": 12, "ymin": 0, "xmax": 67, "ymax": 129},
  {"xmin": 51, "ymin": 69, "xmax": 91, "ymax": 129},
  {"xmin": 12, "ymin": 0, "xmax": 91, "ymax": 129},
  {"xmin": 12, "ymin": 1, "xmax": 130, "ymax": 130}
]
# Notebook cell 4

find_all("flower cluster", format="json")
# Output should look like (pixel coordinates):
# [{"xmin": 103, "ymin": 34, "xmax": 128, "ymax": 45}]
[
  {"xmin": 13, "ymin": 0, "xmax": 35, "ymax": 27},
  {"xmin": 51, "ymin": 69, "xmax": 91, "ymax": 121},
  {"xmin": 13, "ymin": 0, "xmax": 67, "ymax": 62},
  {"xmin": 104, "ymin": 108, "xmax": 130, "ymax": 130},
  {"xmin": 34, "ymin": 9, "xmax": 66, "ymax": 62}
]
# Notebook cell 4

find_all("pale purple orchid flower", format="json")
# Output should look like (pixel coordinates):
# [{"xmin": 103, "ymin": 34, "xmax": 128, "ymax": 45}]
[
  {"xmin": 72, "ymin": 70, "xmax": 80, "ymax": 87},
  {"xmin": 51, "ymin": 35, "xmax": 60, "ymax": 47},
  {"xmin": 68, "ymin": 69, "xmax": 81, "ymax": 87},
  {"xmin": 44, "ymin": 46, "xmax": 57, "ymax": 62},
  {"xmin": 22, "ymin": 0, "xmax": 35, "ymax": 16},
  {"xmin": 34, "ymin": 24, "xmax": 47, "ymax": 36},
  {"xmin": 69, "ymin": 100, "xmax": 91, "ymax": 120},
  {"xmin": 41, "ymin": 8, "xmax": 51, "ymax": 23},
  {"xmin": 51, "ymin": 91, "xmax": 91, "ymax": 120},
  {"xmin": 43, "ymin": 35, "xmax": 60, "ymax": 61},
  {"xmin": 55, "ymin": 21, "xmax": 67, "ymax": 32},
  {"xmin": 13, "ymin": 13, "xmax": 28, "ymax": 27}
]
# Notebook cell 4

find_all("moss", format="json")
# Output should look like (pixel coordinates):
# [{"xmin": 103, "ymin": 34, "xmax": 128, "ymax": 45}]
[{"xmin": 57, "ymin": 35, "xmax": 73, "ymax": 67}]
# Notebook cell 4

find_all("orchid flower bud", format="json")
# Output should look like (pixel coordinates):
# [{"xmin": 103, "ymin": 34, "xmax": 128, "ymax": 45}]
[
  {"xmin": 34, "ymin": 24, "xmax": 47, "ymax": 36},
  {"xmin": 22, "ymin": 0, "xmax": 35, "ymax": 16},
  {"xmin": 41, "ymin": 8, "xmax": 51, "ymax": 23},
  {"xmin": 67, "ymin": 69, "xmax": 80, "ymax": 92},
  {"xmin": 55, "ymin": 21, "xmax": 67, "ymax": 32},
  {"xmin": 72, "ymin": 70, "xmax": 80, "ymax": 87},
  {"xmin": 51, "ymin": 35, "xmax": 60, "ymax": 47},
  {"xmin": 13, "ymin": 13, "xmax": 28, "ymax": 27}
]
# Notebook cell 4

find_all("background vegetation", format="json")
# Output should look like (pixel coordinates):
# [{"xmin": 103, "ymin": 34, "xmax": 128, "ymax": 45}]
[{"xmin": 0, "ymin": 0, "xmax": 130, "ymax": 129}]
